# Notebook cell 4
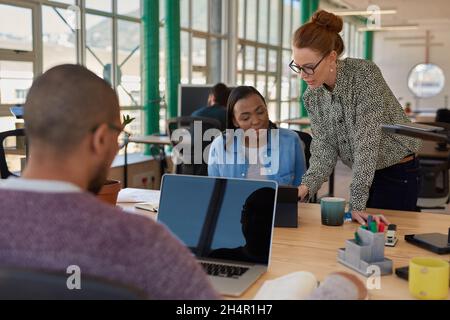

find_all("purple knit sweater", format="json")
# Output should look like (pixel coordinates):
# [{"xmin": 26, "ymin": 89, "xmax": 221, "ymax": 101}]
[{"xmin": 0, "ymin": 189, "xmax": 219, "ymax": 299}]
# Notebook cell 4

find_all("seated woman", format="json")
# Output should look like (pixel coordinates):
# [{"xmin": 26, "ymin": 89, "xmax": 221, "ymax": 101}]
[{"xmin": 208, "ymin": 86, "xmax": 306, "ymax": 186}]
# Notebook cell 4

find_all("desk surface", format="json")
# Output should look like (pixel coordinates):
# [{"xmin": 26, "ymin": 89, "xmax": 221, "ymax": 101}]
[
  {"xmin": 118, "ymin": 189, "xmax": 450, "ymax": 300},
  {"xmin": 278, "ymin": 118, "xmax": 311, "ymax": 126},
  {"xmin": 418, "ymin": 140, "xmax": 450, "ymax": 159},
  {"xmin": 129, "ymin": 135, "xmax": 171, "ymax": 145}
]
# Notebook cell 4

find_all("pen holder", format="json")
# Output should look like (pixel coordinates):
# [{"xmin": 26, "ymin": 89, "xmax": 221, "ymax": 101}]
[{"xmin": 338, "ymin": 228, "xmax": 393, "ymax": 277}]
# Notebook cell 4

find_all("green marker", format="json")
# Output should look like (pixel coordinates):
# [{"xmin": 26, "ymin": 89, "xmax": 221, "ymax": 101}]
[
  {"xmin": 370, "ymin": 221, "xmax": 377, "ymax": 233},
  {"xmin": 354, "ymin": 232, "xmax": 361, "ymax": 245}
]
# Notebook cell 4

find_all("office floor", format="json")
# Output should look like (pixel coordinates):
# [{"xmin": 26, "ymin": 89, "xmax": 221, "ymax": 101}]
[{"xmin": 317, "ymin": 161, "xmax": 450, "ymax": 215}]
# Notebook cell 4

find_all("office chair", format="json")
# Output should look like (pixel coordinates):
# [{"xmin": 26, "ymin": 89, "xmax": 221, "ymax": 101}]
[
  {"xmin": 435, "ymin": 109, "xmax": 450, "ymax": 124},
  {"xmin": 0, "ymin": 129, "xmax": 26, "ymax": 179},
  {"xmin": 167, "ymin": 116, "xmax": 222, "ymax": 176},
  {"xmin": 293, "ymin": 130, "xmax": 321, "ymax": 203},
  {"xmin": 293, "ymin": 130, "xmax": 312, "ymax": 168},
  {"xmin": 0, "ymin": 266, "xmax": 147, "ymax": 300},
  {"xmin": 417, "ymin": 157, "xmax": 450, "ymax": 210}
]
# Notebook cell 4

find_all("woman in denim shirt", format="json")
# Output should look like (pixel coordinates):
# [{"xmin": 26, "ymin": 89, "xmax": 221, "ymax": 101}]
[{"xmin": 208, "ymin": 86, "xmax": 306, "ymax": 186}]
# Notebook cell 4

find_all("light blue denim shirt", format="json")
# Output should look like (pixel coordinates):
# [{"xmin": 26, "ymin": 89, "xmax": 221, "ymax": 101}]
[{"xmin": 208, "ymin": 128, "xmax": 306, "ymax": 186}]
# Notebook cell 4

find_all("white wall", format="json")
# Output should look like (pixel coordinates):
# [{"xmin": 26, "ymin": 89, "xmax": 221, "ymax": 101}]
[{"xmin": 373, "ymin": 29, "xmax": 450, "ymax": 111}]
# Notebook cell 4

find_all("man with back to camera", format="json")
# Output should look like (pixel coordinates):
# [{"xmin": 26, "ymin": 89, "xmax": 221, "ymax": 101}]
[
  {"xmin": 0, "ymin": 64, "xmax": 218, "ymax": 300},
  {"xmin": 191, "ymin": 83, "xmax": 230, "ymax": 131}
]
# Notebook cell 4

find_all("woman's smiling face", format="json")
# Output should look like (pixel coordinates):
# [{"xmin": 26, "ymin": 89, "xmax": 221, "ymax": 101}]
[{"xmin": 232, "ymin": 94, "xmax": 269, "ymax": 132}]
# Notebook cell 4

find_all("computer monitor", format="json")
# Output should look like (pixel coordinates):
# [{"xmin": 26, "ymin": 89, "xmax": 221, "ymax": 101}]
[{"xmin": 178, "ymin": 84, "xmax": 235, "ymax": 116}]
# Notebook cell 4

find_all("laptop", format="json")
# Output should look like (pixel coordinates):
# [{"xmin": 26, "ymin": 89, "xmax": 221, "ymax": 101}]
[
  {"xmin": 275, "ymin": 186, "xmax": 298, "ymax": 228},
  {"xmin": 157, "ymin": 174, "xmax": 278, "ymax": 297}
]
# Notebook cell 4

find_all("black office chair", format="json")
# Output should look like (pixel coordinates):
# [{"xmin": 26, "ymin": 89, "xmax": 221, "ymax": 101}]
[
  {"xmin": 293, "ymin": 130, "xmax": 312, "ymax": 169},
  {"xmin": 417, "ymin": 157, "xmax": 450, "ymax": 210},
  {"xmin": 416, "ymin": 121, "xmax": 450, "ymax": 151},
  {"xmin": 0, "ymin": 129, "xmax": 26, "ymax": 179},
  {"xmin": 293, "ymin": 130, "xmax": 322, "ymax": 203},
  {"xmin": 435, "ymin": 109, "xmax": 450, "ymax": 124},
  {"xmin": 167, "ymin": 116, "xmax": 222, "ymax": 176},
  {"xmin": 0, "ymin": 266, "xmax": 147, "ymax": 300}
]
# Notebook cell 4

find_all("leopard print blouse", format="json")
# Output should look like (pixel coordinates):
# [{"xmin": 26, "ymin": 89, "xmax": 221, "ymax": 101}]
[{"xmin": 301, "ymin": 58, "xmax": 422, "ymax": 211}]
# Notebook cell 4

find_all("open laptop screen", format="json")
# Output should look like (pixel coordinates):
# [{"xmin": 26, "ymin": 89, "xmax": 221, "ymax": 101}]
[{"xmin": 157, "ymin": 175, "xmax": 277, "ymax": 265}]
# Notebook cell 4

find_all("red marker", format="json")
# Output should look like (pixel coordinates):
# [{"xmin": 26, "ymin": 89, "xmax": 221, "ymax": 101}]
[{"xmin": 378, "ymin": 223, "xmax": 385, "ymax": 233}]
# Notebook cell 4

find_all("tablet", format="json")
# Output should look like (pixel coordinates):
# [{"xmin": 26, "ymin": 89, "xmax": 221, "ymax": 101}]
[{"xmin": 396, "ymin": 123, "xmax": 445, "ymax": 132}]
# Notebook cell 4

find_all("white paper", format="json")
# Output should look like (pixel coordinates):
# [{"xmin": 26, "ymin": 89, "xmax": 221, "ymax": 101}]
[
  {"xmin": 253, "ymin": 271, "xmax": 318, "ymax": 300},
  {"xmin": 117, "ymin": 188, "xmax": 160, "ymax": 204}
]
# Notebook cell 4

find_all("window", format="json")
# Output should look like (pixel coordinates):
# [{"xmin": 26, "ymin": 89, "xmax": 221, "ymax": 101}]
[
  {"xmin": 281, "ymin": 0, "xmax": 301, "ymax": 121},
  {"xmin": 0, "ymin": 0, "xmax": 143, "ymax": 149},
  {"xmin": 117, "ymin": 0, "xmax": 141, "ymax": 18},
  {"xmin": 178, "ymin": 0, "xmax": 226, "ymax": 85},
  {"xmin": 0, "ymin": 4, "xmax": 33, "ymax": 52},
  {"xmin": 42, "ymin": 5, "xmax": 77, "ymax": 71},
  {"xmin": 342, "ymin": 19, "xmax": 364, "ymax": 59},
  {"xmin": 0, "ymin": 61, "xmax": 33, "ymax": 105},
  {"xmin": 158, "ymin": 0, "xmax": 227, "ymax": 133},
  {"xmin": 238, "ymin": 0, "xmax": 279, "ymax": 119},
  {"xmin": 117, "ymin": 19, "xmax": 141, "ymax": 106},
  {"xmin": 0, "ymin": 1, "xmax": 37, "ymax": 119},
  {"xmin": 85, "ymin": 0, "xmax": 112, "ymax": 13}
]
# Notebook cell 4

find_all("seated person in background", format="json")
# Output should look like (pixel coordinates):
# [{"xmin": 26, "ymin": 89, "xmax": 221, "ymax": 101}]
[
  {"xmin": 191, "ymin": 83, "xmax": 230, "ymax": 131},
  {"xmin": 209, "ymin": 187, "xmax": 274, "ymax": 264},
  {"xmin": 208, "ymin": 86, "xmax": 306, "ymax": 186},
  {"xmin": 0, "ymin": 65, "xmax": 218, "ymax": 300}
]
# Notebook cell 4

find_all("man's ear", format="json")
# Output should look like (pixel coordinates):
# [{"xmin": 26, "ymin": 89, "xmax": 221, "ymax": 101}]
[
  {"xmin": 91, "ymin": 123, "xmax": 109, "ymax": 155},
  {"xmin": 207, "ymin": 94, "xmax": 215, "ymax": 106}
]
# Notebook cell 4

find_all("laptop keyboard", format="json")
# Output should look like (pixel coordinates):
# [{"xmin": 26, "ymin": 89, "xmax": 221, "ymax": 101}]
[{"xmin": 200, "ymin": 262, "xmax": 249, "ymax": 279}]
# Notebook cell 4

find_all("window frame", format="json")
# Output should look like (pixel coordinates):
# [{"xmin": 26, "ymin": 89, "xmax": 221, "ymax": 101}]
[{"xmin": 0, "ymin": 0, "xmax": 143, "ymax": 130}]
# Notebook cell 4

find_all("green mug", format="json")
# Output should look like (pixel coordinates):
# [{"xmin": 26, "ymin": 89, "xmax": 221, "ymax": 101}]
[{"xmin": 321, "ymin": 197, "xmax": 346, "ymax": 226}]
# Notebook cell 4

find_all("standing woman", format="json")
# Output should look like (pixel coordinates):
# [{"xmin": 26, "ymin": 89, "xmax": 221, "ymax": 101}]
[{"xmin": 292, "ymin": 10, "xmax": 422, "ymax": 225}]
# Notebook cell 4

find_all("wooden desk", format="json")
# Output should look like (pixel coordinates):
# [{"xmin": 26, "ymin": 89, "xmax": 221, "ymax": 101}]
[
  {"xmin": 279, "ymin": 118, "xmax": 311, "ymax": 126},
  {"xmin": 418, "ymin": 140, "xmax": 450, "ymax": 159},
  {"xmin": 118, "ymin": 191, "xmax": 450, "ymax": 300},
  {"xmin": 242, "ymin": 204, "xmax": 450, "ymax": 300},
  {"xmin": 129, "ymin": 135, "xmax": 171, "ymax": 145},
  {"xmin": 4, "ymin": 147, "xmax": 26, "ymax": 156}
]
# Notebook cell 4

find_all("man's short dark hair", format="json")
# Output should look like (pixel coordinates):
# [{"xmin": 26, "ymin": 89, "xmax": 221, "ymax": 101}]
[
  {"xmin": 24, "ymin": 64, "xmax": 119, "ymax": 152},
  {"xmin": 210, "ymin": 83, "xmax": 230, "ymax": 106}
]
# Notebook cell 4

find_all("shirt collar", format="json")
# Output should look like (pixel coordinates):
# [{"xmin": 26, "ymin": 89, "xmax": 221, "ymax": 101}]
[
  {"xmin": 333, "ymin": 59, "xmax": 346, "ymax": 97},
  {"xmin": 0, "ymin": 177, "xmax": 82, "ymax": 193},
  {"xmin": 320, "ymin": 58, "xmax": 346, "ymax": 97}
]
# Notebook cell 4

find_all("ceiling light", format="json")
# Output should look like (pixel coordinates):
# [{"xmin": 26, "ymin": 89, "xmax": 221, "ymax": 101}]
[
  {"xmin": 358, "ymin": 25, "xmax": 419, "ymax": 32},
  {"xmin": 331, "ymin": 9, "xmax": 397, "ymax": 16}
]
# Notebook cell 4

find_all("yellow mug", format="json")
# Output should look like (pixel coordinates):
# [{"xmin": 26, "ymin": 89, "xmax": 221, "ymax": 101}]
[{"xmin": 409, "ymin": 257, "xmax": 449, "ymax": 300}]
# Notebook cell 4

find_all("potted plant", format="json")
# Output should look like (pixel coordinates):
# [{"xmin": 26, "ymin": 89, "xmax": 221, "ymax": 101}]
[{"xmin": 97, "ymin": 115, "xmax": 135, "ymax": 206}]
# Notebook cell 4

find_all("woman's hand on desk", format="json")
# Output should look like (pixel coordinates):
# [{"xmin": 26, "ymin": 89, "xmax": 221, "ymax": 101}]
[
  {"xmin": 352, "ymin": 211, "xmax": 390, "ymax": 226},
  {"xmin": 298, "ymin": 184, "xmax": 309, "ymax": 202}
]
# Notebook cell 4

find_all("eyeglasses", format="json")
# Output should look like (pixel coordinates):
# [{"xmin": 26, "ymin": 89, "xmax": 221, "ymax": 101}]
[
  {"xmin": 107, "ymin": 123, "xmax": 131, "ymax": 149},
  {"xmin": 289, "ymin": 53, "xmax": 329, "ymax": 75},
  {"xmin": 92, "ymin": 123, "xmax": 131, "ymax": 150}
]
